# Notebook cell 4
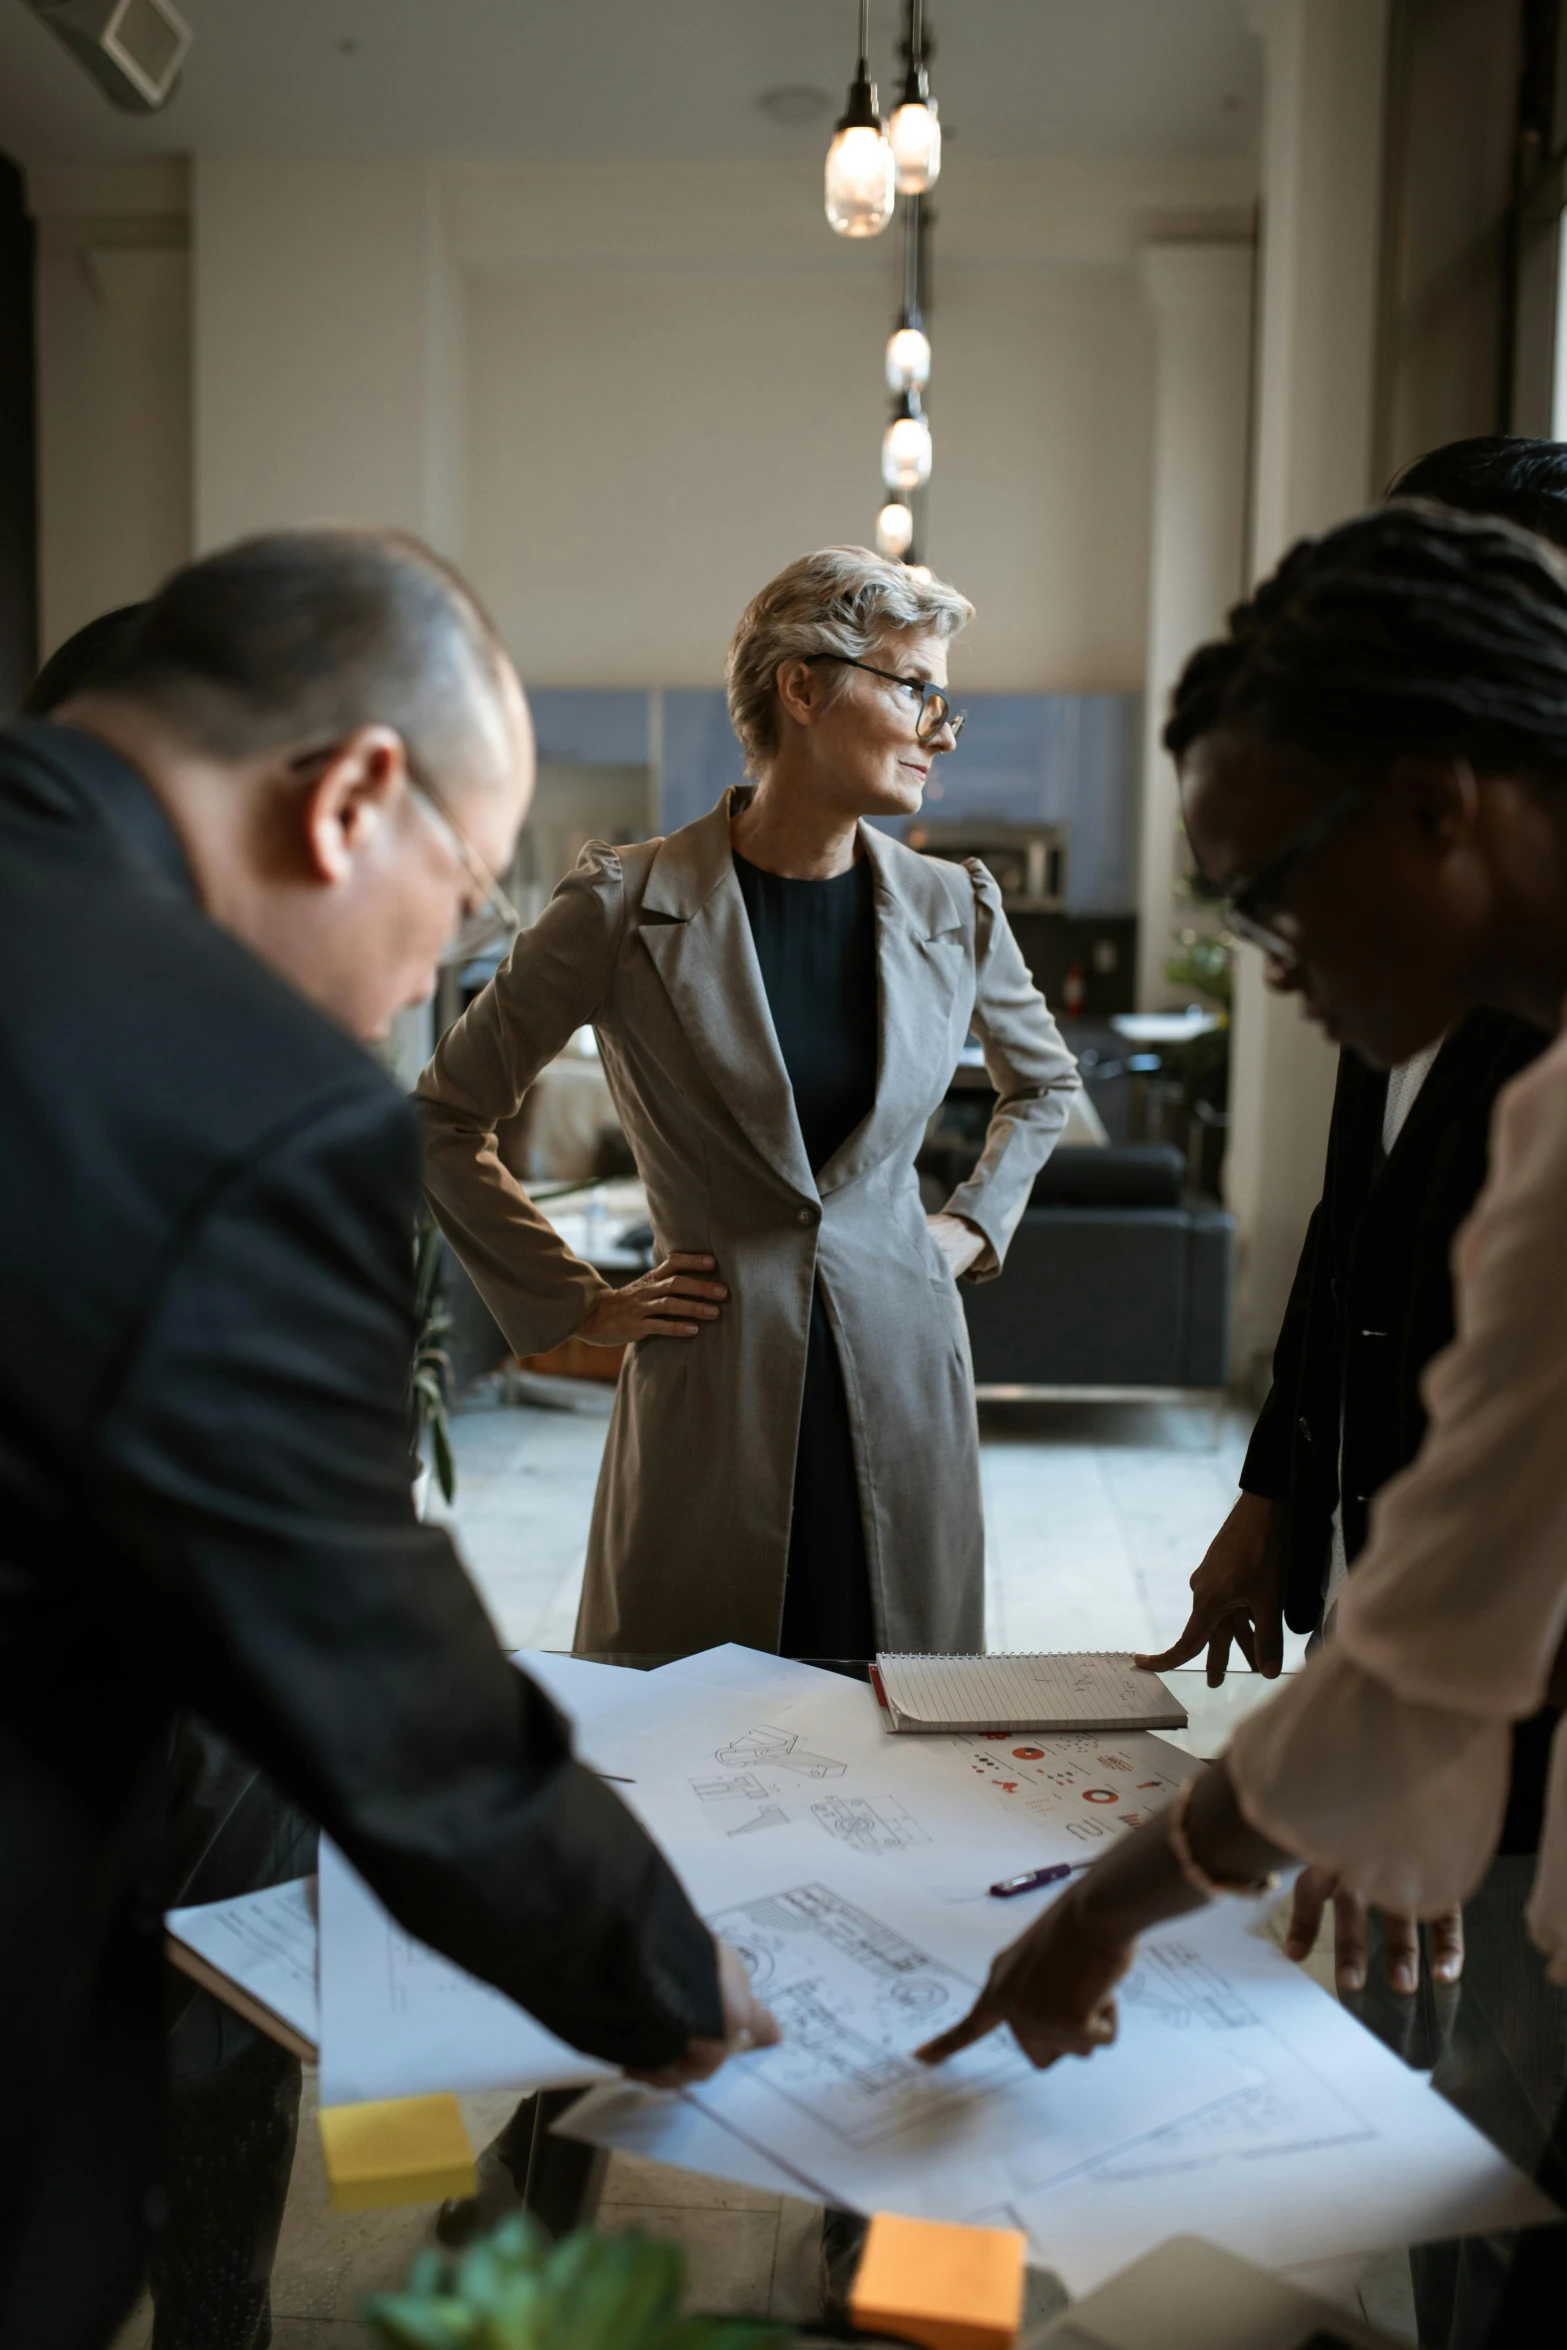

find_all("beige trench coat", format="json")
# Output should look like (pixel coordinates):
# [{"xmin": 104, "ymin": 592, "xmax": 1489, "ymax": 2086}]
[{"xmin": 417, "ymin": 791, "xmax": 1079, "ymax": 1656}]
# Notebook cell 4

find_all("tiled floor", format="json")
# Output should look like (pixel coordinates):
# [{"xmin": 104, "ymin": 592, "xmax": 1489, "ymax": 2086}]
[
  {"xmin": 115, "ymin": 1382, "xmax": 1411, "ymax": 2348},
  {"xmin": 428, "ymin": 1373, "xmax": 1310, "ymax": 1672}
]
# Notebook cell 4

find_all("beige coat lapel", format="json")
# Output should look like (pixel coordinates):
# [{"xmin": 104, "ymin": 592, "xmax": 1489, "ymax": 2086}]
[
  {"xmin": 817, "ymin": 822, "xmax": 966, "ymax": 1197},
  {"xmin": 638, "ymin": 793, "xmax": 818, "ymax": 1201}
]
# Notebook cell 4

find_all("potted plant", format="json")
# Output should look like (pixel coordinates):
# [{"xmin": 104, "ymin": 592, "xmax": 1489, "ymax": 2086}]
[{"xmin": 363, "ymin": 2213, "xmax": 785, "ymax": 2350}]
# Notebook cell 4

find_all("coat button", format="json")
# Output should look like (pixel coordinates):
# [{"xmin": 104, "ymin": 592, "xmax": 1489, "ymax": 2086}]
[
  {"xmin": 1297, "ymin": 1415, "xmax": 1312, "ymax": 1443},
  {"xmin": 796, "ymin": 1206, "xmax": 818, "ymax": 1227}
]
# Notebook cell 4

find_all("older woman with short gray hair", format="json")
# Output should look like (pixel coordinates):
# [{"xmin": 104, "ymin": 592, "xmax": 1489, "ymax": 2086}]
[{"xmin": 419, "ymin": 547, "xmax": 1079, "ymax": 1657}]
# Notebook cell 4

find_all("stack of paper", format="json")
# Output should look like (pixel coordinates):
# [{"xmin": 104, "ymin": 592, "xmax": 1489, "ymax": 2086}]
[{"xmin": 170, "ymin": 1642, "xmax": 1554, "ymax": 2295}]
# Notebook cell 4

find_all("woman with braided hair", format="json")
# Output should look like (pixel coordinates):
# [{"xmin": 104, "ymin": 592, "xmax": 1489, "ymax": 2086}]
[{"xmin": 917, "ymin": 499, "xmax": 1567, "ymax": 2340}]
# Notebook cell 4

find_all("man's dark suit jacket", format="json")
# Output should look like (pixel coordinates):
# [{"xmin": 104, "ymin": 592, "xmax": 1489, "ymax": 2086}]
[
  {"xmin": 1239, "ymin": 1005, "xmax": 1555, "ymax": 1847},
  {"xmin": 0, "ymin": 723, "xmax": 721, "ymax": 2350}
]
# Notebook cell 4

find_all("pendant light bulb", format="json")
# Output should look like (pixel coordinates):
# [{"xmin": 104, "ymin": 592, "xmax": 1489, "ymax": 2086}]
[
  {"xmin": 825, "ymin": 0, "xmax": 895, "ymax": 237},
  {"xmin": 889, "ymin": 91, "xmax": 941, "ymax": 193},
  {"xmin": 882, "ymin": 393, "xmax": 932, "ymax": 492},
  {"xmin": 876, "ymin": 500, "xmax": 915, "ymax": 558},
  {"xmin": 885, "ymin": 319, "xmax": 932, "ymax": 393},
  {"xmin": 826, "ymin": 123, "xmax": 896, "ymax": 236}
]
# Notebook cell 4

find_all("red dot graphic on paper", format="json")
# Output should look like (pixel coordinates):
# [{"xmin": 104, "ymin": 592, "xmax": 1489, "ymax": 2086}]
[
  {"xmin": 1083, "ymin": 1788, "xmax": 1119, "ymax": 1804},
  {"xmin": 1011, "ymin": 1747, "xmax": 1046, "ymax": 1761}
]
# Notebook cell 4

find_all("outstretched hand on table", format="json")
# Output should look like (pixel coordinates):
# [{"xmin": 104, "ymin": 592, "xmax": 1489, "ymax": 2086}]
[
  {"xmin": 626, "ymin": 1938, "xmax": 781, "ymax": 2089},
  {"xmin": 1135, "ymin": 1491, "xmax": 1285, "ymax": 1687},
  {"xmin": 1283, "ymin": 1866, "xmax": 1464, "ymax": 1995},
  {"xmin": 914, "ymin": 1888, "xmax": 1134, "ymax": 2071}
]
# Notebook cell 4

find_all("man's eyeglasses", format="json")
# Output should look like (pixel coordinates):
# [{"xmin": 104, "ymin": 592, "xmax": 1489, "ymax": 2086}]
[
  {"xmin": 405, "ymin": 768, "xmax": 522, "ymax": 968},
  {"xmin": 805, "ymin": 654, "xmax": 966, "ymax": 746},
  {"xmin": 288, "ymin": 741, "xmax": 522, "ymax": 968},
  {"xmin": 1187, "ymin": 784, "xmax": 1367, "ymax": 967}
]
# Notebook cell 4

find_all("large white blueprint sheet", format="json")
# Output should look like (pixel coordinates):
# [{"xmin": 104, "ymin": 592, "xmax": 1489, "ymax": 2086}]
[
  {"xmin": 316, "ymin": 1838, "xmax": 613, "ymax": 2108},
  {"xmin": 314, "ymin": 1651, "xmax": 824, "ymax": 2107},
  {"xmin": 167, "ymin": 1875, "xmax": 320, "ymax": 2047},
  {"xmin": 308, "ymin": 1643, "xmax": 1554, "ymax": 2288},
  {"xmin": 601, "ymin": 1670, "xmax": 1188, "ymax": 1899},
  {"xmin": 567, "ymin": 1838, "xmax": 1224, "ymax": 2225},
  {"xmin": 564, "ymin": 1889, "xmax": 1552, "ymax": 2293},
  {"xmin": 999, "ymin": 1902, "xmax": 1555, "ymax": 2290}
]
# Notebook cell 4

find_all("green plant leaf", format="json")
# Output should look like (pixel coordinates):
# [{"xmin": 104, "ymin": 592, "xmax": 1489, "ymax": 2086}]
[
  {"xmin": 653, "ymin": 2318, "xmax": 788, "ymax": 2350},
  {"xmin": 486, "ymin": 2210, "xmax": 551, "ymax": 2275},
  {"xmin": 360, "ymin": 2289, "xmax": 477, "ymax": 2347},
  {"xmin": 433, "ymin": 1412, "xmax": 457, "ymax": 1504},
  {"xmin": 406, "ymin": 2249, "xmax": 456, "ymax": 2298},
  {"xmin": 545, "ymin": 2230, "xmax": 684, "ymax": 2350}
]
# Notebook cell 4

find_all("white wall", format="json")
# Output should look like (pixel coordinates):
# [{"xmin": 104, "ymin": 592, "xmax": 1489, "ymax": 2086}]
[
  {"xmin": 457, "ymin": 156, "xmax": 1250, "ymax": 690},
  {"xmin": 1224, "ymin": 0, "xmax": 1390, "ymax": 1389},
  {"xmin": 1135, "ymin": 241, "xmax": 1254, "ymax": 1008},
  {"xmin": 30, "ymin": 160, "xmax": 191, "ymax": 655},
  {"xmin": 194, "ymin": 155, "xmax": 461, "ymax": 554},
  {"xmin": 181, "ymin": 153, "xmax": 1250, "ymax": 696}
]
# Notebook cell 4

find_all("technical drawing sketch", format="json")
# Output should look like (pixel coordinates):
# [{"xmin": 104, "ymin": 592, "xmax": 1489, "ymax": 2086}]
[
  {"xmin": 938, "ymin": 1729, "xmax": 1186, "ymax": 1851},
  {"xmin": 726, "ymin": 1805, "xmax": 789, "ymax": 1835},
  {"xmin": 709, "ymin": 1881, "xmax": 1024, "ymax": 2146},
  {"xmin": 1070, "ymin": 1935, "xmax": 1371, "ymax": 2178},
  {"xmin": 693, "ymin": 1773, "xmax": 774, "ymax": 1802},
  {"xmin": 811, "ymin": 1795, "xmax": 934, "ymax": 1854},
  {"xmin": 714, "ymin": 1725, "xmax": 848, "ymax": 1778}
]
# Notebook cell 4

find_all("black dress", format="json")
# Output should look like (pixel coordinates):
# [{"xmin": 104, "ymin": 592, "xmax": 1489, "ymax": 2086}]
[{"xmin": 733, "ymin": 849, "xmax": 879, "ymax": 1658}]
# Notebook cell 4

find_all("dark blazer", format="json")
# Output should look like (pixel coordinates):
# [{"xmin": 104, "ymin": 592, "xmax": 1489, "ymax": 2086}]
[
  {"xmin": 1240, "ymin": 1007, "xmax": 1556, "ymax": 1854},
  {"xmin": 1241, "ymin": 1008, "xmax": 1550, "ymax": 1625},
  {"xmin": 0, "ymin": 723, "xmax": 720, "ymax": 2350}
]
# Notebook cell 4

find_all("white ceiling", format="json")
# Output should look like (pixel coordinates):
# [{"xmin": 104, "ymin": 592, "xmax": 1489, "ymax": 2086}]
[{"xmin": 0, "ymin": 0, "xmax": 1260, "ymax": 172}]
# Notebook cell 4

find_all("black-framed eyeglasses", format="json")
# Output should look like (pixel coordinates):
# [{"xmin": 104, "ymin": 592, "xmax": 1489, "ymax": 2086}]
[
  {"xmin": 805, "ymin": 654, "xmax": 966, "ymax": 745},
  {"xmin": 1188, "ymin": 784, "xmax": 1367, "ymax": 966},
  {"xmin": 288, "ymin": 739, "xmax": 522, "ymax": 968}
]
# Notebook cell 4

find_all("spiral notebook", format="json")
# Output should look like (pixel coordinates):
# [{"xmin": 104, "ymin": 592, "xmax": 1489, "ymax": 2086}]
[{"xmin": 872, "ymin": 1651, "xmax": 1188, "ymax": 1735}]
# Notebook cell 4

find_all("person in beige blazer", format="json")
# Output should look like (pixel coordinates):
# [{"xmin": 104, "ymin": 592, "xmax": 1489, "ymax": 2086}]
[{"xmin": 418, "ymin": 548, "xmax": 1079, "ymax": 1657}]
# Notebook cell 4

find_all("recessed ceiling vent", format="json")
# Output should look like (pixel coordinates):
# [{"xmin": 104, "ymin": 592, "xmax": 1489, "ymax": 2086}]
[{"xmin": 25, "ymin": 0, "xmax": 192, "ymax": 114}]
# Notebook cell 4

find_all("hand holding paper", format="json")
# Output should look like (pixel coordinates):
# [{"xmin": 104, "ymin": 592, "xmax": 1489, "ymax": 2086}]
[{"xmin": 627, "ymin": 1938, "xmax": 782, "ymax": 2088}]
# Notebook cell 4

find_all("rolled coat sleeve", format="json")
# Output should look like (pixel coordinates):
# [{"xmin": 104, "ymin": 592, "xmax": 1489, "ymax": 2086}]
[
  {"xmin": 943, "ymin": 859, "xmax": 1080, "ymax": 1279},
  {"xmin": 94, "ymin": 1077, "xmax": 721, "ymax": 2067},
  {"xmin": 417, "ymin": 845, "xmax": 626, "ymax": 1356}
]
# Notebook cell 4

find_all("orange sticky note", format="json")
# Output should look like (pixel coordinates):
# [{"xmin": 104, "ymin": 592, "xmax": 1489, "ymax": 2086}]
[
  {"xmin": 317, "ymin": 2093, "xmax": 477, "ymax": 2212},
  {"xmin": 848, "ymin": 2211, "xmax": 1027, "ymax": 2350}
]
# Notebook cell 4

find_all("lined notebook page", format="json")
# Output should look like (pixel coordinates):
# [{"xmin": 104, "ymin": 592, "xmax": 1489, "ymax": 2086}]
[{"xmin": 876, "ymin": 1652, "xmax": 1187, "ymax": 1734}]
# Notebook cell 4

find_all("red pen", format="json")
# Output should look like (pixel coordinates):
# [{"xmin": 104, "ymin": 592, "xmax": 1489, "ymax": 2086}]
[{"xmin": 988, "ymin": 1861, "xmax": 1093, "ymax": 1899}]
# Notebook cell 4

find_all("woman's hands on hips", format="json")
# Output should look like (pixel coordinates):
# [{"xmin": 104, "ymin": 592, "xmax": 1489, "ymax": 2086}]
[
  {"xmin": 575, "ymin": 1253, "xmax": 727, "ymax": 1346},
  {"xmin": 915, "ymin": 1884, "xmax": 1134, "ymax": 2069},
  {"xmin": 927, "ymin": 1212, "xmax": 988, "ymax": 1279}
]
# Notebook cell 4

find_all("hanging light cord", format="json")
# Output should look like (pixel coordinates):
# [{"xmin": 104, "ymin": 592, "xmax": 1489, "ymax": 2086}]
[{"xmin": 857, "ymin": 0, "xmax": 871, "ymax": 78}]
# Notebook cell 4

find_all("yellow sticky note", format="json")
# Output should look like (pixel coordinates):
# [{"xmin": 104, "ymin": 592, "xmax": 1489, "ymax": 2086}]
[
  {"xmin": 849, "ymin": 2211, "xmax": 1027, "ymax": 2350},
  {"xmin": 318, "ymin": 2093, "xmax": 477, "ymax": 2212}
]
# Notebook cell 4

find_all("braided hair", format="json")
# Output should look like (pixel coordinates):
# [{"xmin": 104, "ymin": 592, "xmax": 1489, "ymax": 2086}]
[
  {"xmin": 1387, "ymin": 434, "xmax": 1567, "ymax": 546},
  {"xmin": 1164, "ymin": 502, "xmax": 1567, "ymax": 788}
]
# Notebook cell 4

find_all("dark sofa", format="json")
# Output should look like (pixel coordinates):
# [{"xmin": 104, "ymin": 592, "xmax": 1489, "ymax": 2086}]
[{"xmin": 950, "ymin": 1144, "xmax": 1235, "ymax": 1391}]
